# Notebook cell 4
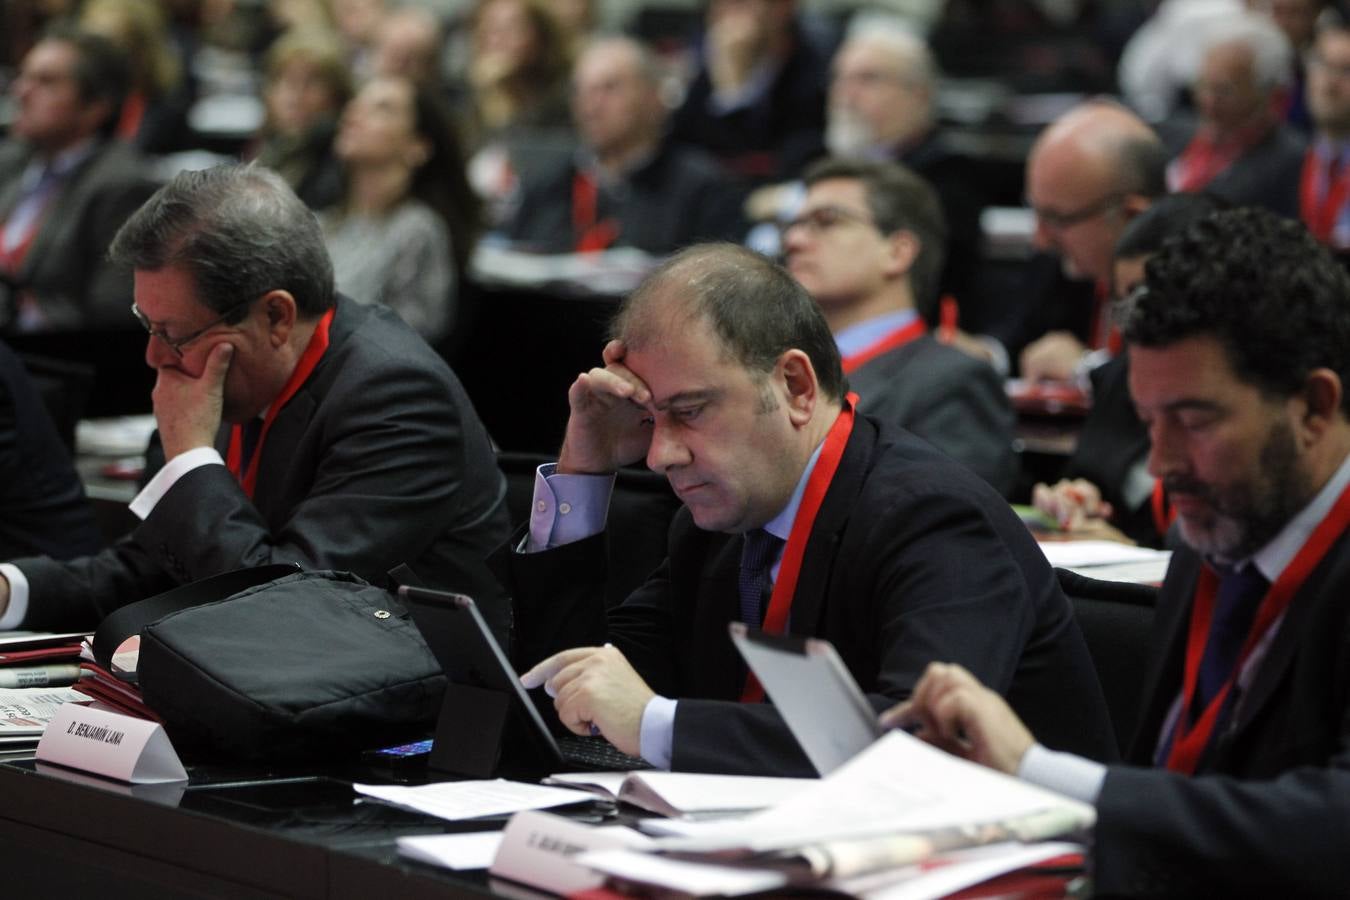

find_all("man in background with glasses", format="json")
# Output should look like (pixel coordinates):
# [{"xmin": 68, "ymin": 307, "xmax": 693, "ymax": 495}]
[
  {"xmin": 782, "ymin": 158, "xmax": 1016, "ymax": 496},
  {"xmin": 0, "ymin": 164, "xmax": 512, "ymax": 637}
]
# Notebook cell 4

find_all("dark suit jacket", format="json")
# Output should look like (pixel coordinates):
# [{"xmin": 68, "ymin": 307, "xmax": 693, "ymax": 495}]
[
  {"xmin": 1164, "ymin": 121, "xmax": 1306, "ymax": 220},
  {"xmin": 11, "ymin": 296, "xmax": 512, "ymax": 635},
  {"xmin": 847, "ymin": 334, "xmax": 1017, "ymax": 497},
  {"xmin": 1064, "ymin": 353, "xmax": 1157, "ymax": 546},
  {"xmin": 1092, "ymin": 540, "xmax": 1350, "ymax": 897},
  {"xmin": 670, "ymin": 21, "xmax": 830, "ymax": 185},
  {"xmin": 0, "ymin": 140, "xmax": 155, "ymax": 330},
  {"xmin": 498, "ymin": 413, "xmax": 1115, "ymax": 776},
  {"xmin": 0, "ymin": 340, "xmax": 102, "ymax": 560},
  {"xmin": 503, "ymin": 141, "xmax": 746, "ymax": 255}
]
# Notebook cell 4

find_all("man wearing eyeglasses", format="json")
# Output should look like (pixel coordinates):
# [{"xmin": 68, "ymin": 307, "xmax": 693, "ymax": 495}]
[
  {"xmin": 782, "ymin": 158, "xmax": 1016, "ymax": 495},
  {"xmin": 1015, "ymin": 101, "xmax": 1166, "ymax": 383},
  {"xmin": 0, "ymin": 164, "xmax": 512, "ymax": 635}
]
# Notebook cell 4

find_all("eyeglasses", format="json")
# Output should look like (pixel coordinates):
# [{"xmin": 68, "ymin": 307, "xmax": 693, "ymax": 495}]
[
  {"xmin": 131, "ymin": 297, "xmax": 255, "ymax": 358},
  {"xmin": 781, "ymin": 205, "xmax": 879, "ymax": 237},
  {"xmin": 1031, "ymin": 193, "xmax": 1123, "ymax": 231}
]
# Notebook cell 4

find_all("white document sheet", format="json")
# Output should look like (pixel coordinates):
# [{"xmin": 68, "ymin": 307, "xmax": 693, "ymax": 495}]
[
  {"xmin": 649, "ymin": 730, "xmax": 1094, "ymax": 852},
  {"xmin": 544, "ymin": 771, "xmax": 813, "ymax": 818},
  {"xmin": 398, "ymin": 831, "xmax": 504, "ymax": 870},
  {"xmin": 353, "ymin": 779, "xmax": 597, "ymax": 821},
  {"xmin": 1037, "ymin": 540, "xmax": 1170, "ymax": 569}
]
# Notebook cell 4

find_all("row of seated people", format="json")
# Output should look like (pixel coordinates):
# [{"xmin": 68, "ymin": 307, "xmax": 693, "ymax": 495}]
[
  {"xmin": 0, "ymin": 162, "xmax": 1347, "ymax": 895},
  {"xmin": 10, "ymin": 2, "xmax": 1350, "ymax": 347}
]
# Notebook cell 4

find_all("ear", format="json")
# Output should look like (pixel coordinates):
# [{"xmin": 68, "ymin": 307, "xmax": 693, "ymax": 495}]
[
  {"xmin": 777, "ymin": 349, "xmax": 819, "ymax": 427},
  {"xmin": 1295, "ymin": 368, "xmax": 1344, "ymax": 446},
  {"xmin": 1120, "ymin": 193, "xmax": 1151, "ymax": 222},
  {"xmin": 262, "ymin": 290, "xmax": 300, "ymax": 347},
  {"xmin": 882, "ymin": 229, "xmax": 920, "ymax": 280}
]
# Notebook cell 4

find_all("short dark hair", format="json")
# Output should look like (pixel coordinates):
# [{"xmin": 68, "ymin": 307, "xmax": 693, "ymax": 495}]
[
  {"xmin": 613, "ymin": 244, "xmax": 845, "ymax": 402},
  {"xmin": 803, "ymin": 157, "xmax": 948, "ymax": 318},
  {"xmin": 1124, "ymin": 207, "xmax": 1350, "ymax": 415},
  {"xmin": 1114, "ymin": 192, "xmax": 1229, "ymax": 259},
  {"xmin": 110, "ymin": 164, "xmax": 335, "ymax": 318},
  {"xmin": 43, "ymin": 26, "xmax": 130, "ymax": 137}
]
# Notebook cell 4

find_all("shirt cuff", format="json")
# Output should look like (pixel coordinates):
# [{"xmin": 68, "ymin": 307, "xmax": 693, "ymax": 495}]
[
  {"xmin": 0, "ymin": 564, "xmax": 31, "ymax": 630},
  {"xmin": 1073, "ymin": 348, "xmax": 1113, "ymax": 392},
  {"xmin": 1017, "ymin": 742, "xmax": 1107, "ymax": 804},
  {"xmin": 638, "ymin": 695, "xmax": 676, "ymax": 770},
  {"xmin": 524, "ymin": 463, "xmax": 614, "ymax": 552},
  {"xmin": 128, "ymin": 447, "xmax": 224, "ymax": 520},
  {"xmin": 976, "ymin": 334, "xmax": 1011, "ymax": 378}
]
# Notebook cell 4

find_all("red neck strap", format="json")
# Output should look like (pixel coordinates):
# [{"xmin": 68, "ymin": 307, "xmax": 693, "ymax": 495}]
[
  {"xmin": 741, "ymin": 394, "xmax": 858, "ymax": 702},
  {"xmin": 1165, "ymin": 476, "xmax": 1350, "ymax": 773},
  {"xmin": 571, "ymin": 170, "xmax": 618, "ymax": 253},
  {"xmin": 840, "ymin": 319, "xmax": 926, "ymax": 374},
  {"xmin": 226, "ymin": 307, "xmax": 334, "ymax": 498},
  {"xmin": 1300, "ymin": 147, "xmax": 1350, "ymax": 243}
]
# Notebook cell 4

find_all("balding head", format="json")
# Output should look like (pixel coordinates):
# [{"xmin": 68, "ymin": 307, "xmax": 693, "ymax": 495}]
[
  {"xmin": 572, "ymin": 36, "xmax": 666, "ymax": 164},
  {"xmin": 1026, "ymin": 101, "xmax": 1166, "ymax": 283}
]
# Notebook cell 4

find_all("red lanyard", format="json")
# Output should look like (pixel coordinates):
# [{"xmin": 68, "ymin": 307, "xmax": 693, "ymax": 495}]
[
  {"xmin": 741, "ymin": 394, "xmax": 858, "ymax": 703},
  {"xmin": 1151, "ymin": 480, "xmax": 1176, "ymax": 541},
  {"xmin": 1299, "ymin": 148, "xmax": 1350, "ymax": 243},
  {"xmin": 1165, "ymin": 476, "xmax": 1350, "ymax": 774},
  {"xmin": 571, "ymin": 171, "xmax": 618, "ymax": 253},
  {"xmin": 226, "ymin": 307, "xmax": 334, "ymax": 498},
  {"xmin": 840, "ymin": 320, "xmax": 926, "ymax": 374}
]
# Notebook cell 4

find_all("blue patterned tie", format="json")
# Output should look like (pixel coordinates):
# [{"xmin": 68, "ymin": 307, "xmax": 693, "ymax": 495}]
[
  {"xmin": 738, "ymin": 530, "xmax": 784, "ymax": 627},
  {"xmin": 1194, "ymin": 565, "xmax": 1269, "ymax": 718}
]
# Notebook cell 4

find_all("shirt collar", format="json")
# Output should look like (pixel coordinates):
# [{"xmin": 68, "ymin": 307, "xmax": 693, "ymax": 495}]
[
  {"xmin": 761, "ymin": 439, "xmax": 826, "ymax": 542},
  {"xmin": 833, "ymin": 309, "xmax": 919, "ymax": 358},
  {"xmin": 1244, "ymin": 450, "xmax": 1350, "ymax": 582}
]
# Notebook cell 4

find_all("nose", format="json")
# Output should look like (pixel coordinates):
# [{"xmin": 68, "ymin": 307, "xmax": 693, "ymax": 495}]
[
  {"xmin": 1145, "ymin": 419, "xmax": 1183, "ymax": 481},
  {"xmin": 645, "ymin": 419, "xmax": 691, "ymax": 474},
  {"xmin": 1032, "ymin": 216, "xmax": 1056, "ymax": 252},
  {"xmin": 144, "ymin": 333, "xmax": 175, "ymax": 370}
]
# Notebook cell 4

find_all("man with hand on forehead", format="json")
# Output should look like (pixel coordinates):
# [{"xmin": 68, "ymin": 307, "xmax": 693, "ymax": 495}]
[{"xmin": 499, "ymin": 243, "xmax": 1113, "ymax": 776}]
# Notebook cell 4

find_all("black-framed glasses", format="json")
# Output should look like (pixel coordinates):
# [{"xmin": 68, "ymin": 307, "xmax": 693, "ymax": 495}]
[
  {"xmin": 781, "ymin": 205, "xmax": 879, "ymax": 237},
  {"xmin": 1030, "ymin": 193, "xmax": 1123, "ymax": 231},
  {"xmin": 131, "ymin": 297, "xmax": 255, "ymax": 358}
]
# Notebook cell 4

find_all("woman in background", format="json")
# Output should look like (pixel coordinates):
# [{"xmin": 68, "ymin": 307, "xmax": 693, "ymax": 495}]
[
  {"xmin": 253, "ymin": 27, "xmax": 351, "ymax": 210},
  {"xmin": 324, "ymin": 74, "xmax": 480, "ymax": 344}
]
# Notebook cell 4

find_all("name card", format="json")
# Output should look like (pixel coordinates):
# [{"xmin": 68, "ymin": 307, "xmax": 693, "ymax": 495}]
[{"xmin": 37, "ymin": 704, "xmax": 187, "ymax": 784}]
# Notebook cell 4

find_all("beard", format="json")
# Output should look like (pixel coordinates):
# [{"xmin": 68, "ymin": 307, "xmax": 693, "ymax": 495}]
[
  {"xmin": 1167, "ymin": 419, "xmax": 1313, "ymax": 564},
  {"xmin": 824, "ymin": 108, "xmax": 879, "ymax": 159}
]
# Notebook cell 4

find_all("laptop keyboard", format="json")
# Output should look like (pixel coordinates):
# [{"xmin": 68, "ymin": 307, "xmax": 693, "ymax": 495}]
[{"xmin": 557, "ymin": 735, "xmax": 653, "ymax": 771}]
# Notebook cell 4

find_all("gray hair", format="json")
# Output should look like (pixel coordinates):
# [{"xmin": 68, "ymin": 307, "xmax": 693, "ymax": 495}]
[
  {"xmin": 110, "ymin": 163, "xmax": 335, "ymax": 318},
  {"xmin": 1199, "ymin": 11, "xmax": 1294, "ymax": 90}
]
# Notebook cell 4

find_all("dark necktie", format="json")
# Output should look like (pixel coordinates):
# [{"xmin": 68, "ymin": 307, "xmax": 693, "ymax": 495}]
[
  {"xmin": 239, "ymin": 417, "xmax": 264, "ymax": 472},
  {"xmin": 1194, "ymin": 565, "xmax": 1270, "ymax": 718},
  {"xmin": 738, "ymin": 529, "xmax": 784, "ymax": 627}
]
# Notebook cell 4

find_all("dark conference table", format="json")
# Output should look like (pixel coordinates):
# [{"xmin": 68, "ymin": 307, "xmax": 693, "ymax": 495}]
[{"xmin": 0, "ymin": 756, "xmax": 524, "ymax": 899}]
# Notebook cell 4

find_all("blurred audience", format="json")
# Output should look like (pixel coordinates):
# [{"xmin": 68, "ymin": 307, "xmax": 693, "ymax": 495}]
[
  {"xmin": 323, "ymin": 74, "xmax": 479, "ymax": 343},
  {"xmin": 252, "ymin": 27, "xmax": 351, "ymax": 211},
  {"xmin": 371, "ymin": 5, "xmax": 445, "ymax": 89},
  {"xmin": 1301, "ymin": 21, "xmax": 1350, "ymax": 249},
  {"xmin": 0, "ymin": 27, "xmax": 153, "ymax": 332},
  {"xmin": 501, "ymin": 36, "xmax": 743, "ymax": 255},
  {"xmin": 79, "ymin": 0, "xmax": 195, "ymax": 154},
  {"xmin": 1163, "ymin": 12, "xmax": 1305, "ymax": 217},
  {"xmin": 668, "ymin": 0, "xmax": 832, "ymax": 186}
]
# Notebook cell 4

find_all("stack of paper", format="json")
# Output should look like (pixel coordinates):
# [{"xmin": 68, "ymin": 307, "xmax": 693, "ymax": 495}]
[
  {"xmin": 562, "ymin": 731, "xmax": 1093, "ymax": 898},
  {"xmin": 0, "ymin": 687, "xmax": 86, "ymax": 757},
  {"xmin": 0, "ymin": 632, "xmax": 90, "ymax": 691},
  {"xmin": 543, "ymin": 771, "xmax": 813, "ymax": 820},
  {"xmin": 1038, "ymin": 540, "xmax": 1171, "ymax": 584}
]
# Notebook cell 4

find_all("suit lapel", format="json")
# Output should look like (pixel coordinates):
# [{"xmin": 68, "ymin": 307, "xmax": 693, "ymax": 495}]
[
  {"xmin": 1126, "ymin": 548, "xmax": 1201, "ymax": 764},
  {"xmin": 787, "ymin": 412, "xmax": 876, "ymax": 636}
]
